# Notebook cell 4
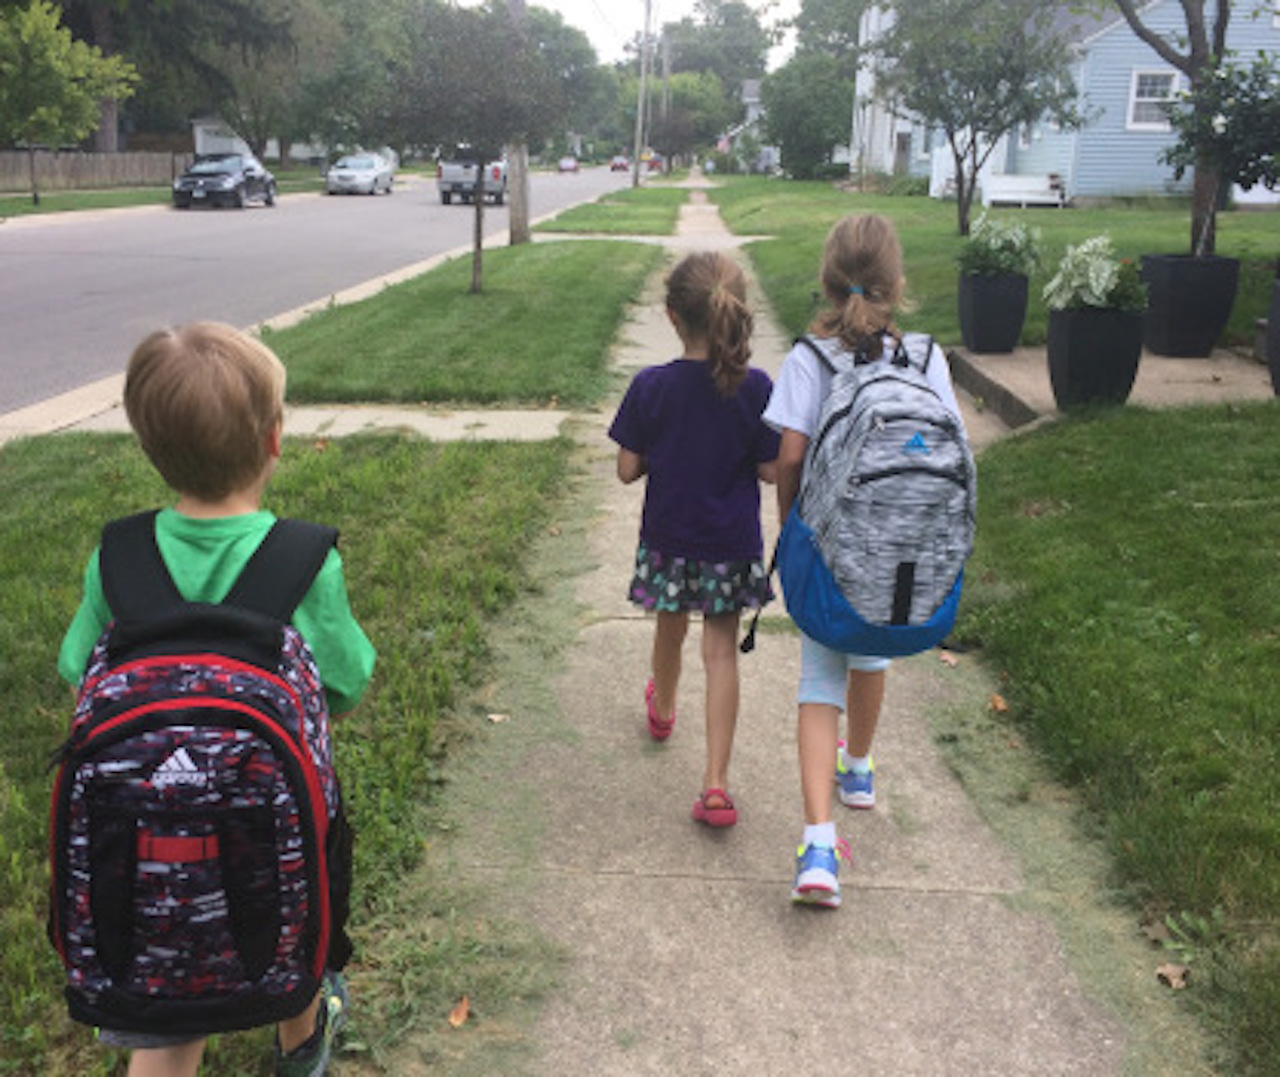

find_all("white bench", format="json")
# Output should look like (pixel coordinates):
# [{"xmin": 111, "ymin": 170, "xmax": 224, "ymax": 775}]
[{"xmin": 981, "ymin": 173, "xmax": 1066, "ymax": 208}]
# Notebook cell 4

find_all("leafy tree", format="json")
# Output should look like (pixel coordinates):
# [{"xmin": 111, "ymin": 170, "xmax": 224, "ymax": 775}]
[
  {"xmin": 1099, "ymin": 0, "xmax": 1256, "ymax": 256},
  {"xmin": 790, "ymin": 0, "xmax": 873, "ymax": 77},
  {"xmin": 662, "ymin": 0, "xmax": 771, "ymax": 87},
  {"xmin": 761, "ymin": 51, "xmax": 852, "ymax": 179},
  {"xmin": 0, "ymin": 0, "xmax": 137, "ymax": 203},
  {"xmin": 395, "ymin": 1, "xmax": 564, "ymax": 290},
  {"xmin": 650, "ymin": 69, "xmax": 741, "ymax": 162},
  {"xmin": 59, "ymin": 0, "xmax": 291, "ymax": 151},
  {"xmin": 875, "ymin": 0, "xmax": 1083, "ymax": 236},
  {"xmin": 1163, "ymin": 53, "xmax": 1280, "ymax": 197}
]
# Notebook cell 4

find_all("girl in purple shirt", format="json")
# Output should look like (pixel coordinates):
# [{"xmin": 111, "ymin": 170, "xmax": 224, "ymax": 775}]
[{"xmin": 608, "ymin": 251, "xmax": 780, "ymax": 828}]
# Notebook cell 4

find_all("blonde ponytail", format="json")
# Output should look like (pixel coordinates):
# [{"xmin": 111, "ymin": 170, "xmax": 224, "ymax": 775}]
[{"xmin": 810, "ymin": 214, "xmax": 906, "ymax": 358}]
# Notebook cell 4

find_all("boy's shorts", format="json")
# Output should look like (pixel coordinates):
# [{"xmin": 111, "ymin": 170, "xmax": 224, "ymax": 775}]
[
  {"xmin": 98, "ymin": 1028, "xmax": 204, "ymax": 1049},
  {"xmin": 798, "ymin": 632, "xmax": 891, "ymax": 708}
]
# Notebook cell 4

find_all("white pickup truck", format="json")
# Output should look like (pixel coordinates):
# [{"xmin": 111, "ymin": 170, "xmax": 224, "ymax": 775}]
[{"xmin": 437, "ymin": 150, "xmax": 508, "ymax": 205}]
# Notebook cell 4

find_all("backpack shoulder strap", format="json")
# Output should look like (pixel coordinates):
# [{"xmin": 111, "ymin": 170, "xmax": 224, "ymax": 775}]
[
  {"xmin": 894, "ymin": 333, "xmax": 935, "ymax": 374},
  {"xmin": 99, "ymin": 510, "xmax": 183, "ymax": 622},
  {"xmin": 98, "ymin": 512, "xmax": 337, "ymax": 625},
  {"xmin": 224, "ymin": 518, "xmax": 338, "ymax": 622},
  {"xmin": 795, "ymin": 335, "xmax": 840, "ymax": 374}
]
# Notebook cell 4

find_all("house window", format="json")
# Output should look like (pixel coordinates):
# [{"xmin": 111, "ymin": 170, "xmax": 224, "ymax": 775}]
[{"xmin": 1128, "ymin": 70, "xmax": 1179, "ymax": 130}]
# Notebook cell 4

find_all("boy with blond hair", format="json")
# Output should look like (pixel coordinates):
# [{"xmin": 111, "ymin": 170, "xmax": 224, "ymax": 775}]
[{"xmin": 56, "ymin": 322, "xmax": 376, "ymax": 1077}]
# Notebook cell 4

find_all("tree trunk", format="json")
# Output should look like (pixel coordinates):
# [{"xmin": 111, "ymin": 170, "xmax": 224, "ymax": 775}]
[
  {"xmin": 471, "ymin": 182, "xmax": 485, "ymax": 294},
  {"xmin": 952, "ymin": 146, "xmax": 971, "ymax": 236},
  {"xmin": 27, "ymin": 145, "xmax": 40, "ymax": 206},
  {"xmin": 1192, "ymin": 151, "xmax": 1219, "ymax": 257},
  {"xmin": 508, "ymin": 141, "xmax": 530, "ymax": 245},
  {"xmin": 88, "ymin": 4, "xmax": 119, "ymax": 153}
]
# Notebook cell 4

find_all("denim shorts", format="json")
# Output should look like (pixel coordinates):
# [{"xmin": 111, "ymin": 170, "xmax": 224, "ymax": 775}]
[{"xmin": 797, "ymin": 632, "xmax": 891, "ymax": 708}]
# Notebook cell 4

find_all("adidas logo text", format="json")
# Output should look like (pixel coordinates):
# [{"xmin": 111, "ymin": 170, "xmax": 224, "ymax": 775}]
[{"xmin": 152, "ymin": 747, "xmax": 209, "ymax": 789}]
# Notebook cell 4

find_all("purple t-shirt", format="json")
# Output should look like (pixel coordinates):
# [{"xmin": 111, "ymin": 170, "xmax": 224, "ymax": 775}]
[{"xmin": 608, "ymin": 359, "xmax": 780, "ymax": 562}]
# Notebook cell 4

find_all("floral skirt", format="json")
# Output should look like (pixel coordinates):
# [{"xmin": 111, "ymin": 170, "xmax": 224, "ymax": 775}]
[{"xmin": 627, "ymin": 542, "xmax": 774, "ymax": 615}]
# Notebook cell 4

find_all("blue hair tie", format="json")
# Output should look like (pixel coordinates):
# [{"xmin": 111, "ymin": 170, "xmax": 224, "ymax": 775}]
[{"xmin": 848, "ymin": 285, "xmax": 864, "ymax": 296}]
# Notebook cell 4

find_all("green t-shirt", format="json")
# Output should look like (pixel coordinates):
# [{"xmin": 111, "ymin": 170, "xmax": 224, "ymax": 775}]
[{"xmin": 58, "ymin": 509, "xmax": 376, "ymax": 714}]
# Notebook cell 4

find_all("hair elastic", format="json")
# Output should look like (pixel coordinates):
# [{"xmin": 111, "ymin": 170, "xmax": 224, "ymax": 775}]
[{"xmin": 848, "ymin": 285, "xmax": 864, "ymax": 296}]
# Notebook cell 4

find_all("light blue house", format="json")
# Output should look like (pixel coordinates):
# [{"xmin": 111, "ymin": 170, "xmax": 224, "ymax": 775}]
[
  {"xmin": 996, "ymin": 2, "xmax": 1280, "ymax": 206},
  {"xmin": 852, "ymin": 2, "xmax": 1280, "ymax": 206}
]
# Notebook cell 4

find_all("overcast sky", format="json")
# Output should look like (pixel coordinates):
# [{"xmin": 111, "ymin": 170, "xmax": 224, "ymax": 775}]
[{"xmin": 523, "ymin": 0, "xmax": 801, "ymax": 69}]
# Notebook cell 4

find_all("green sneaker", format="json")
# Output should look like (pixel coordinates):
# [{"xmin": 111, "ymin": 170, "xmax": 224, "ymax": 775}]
[{"xmin": 276, "ymin": 972, "xmax": 348, "ymax": 1077}]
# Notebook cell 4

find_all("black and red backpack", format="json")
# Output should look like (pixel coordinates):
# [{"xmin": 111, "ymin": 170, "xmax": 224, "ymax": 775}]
[{"xmin": 49, "ymin": 510, "xmax": 352, "ymax": 1036}]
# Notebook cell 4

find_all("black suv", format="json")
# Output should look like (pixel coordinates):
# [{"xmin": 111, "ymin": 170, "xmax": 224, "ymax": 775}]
[{"xmin": 173, "ymin": 154, "xmax": 277, "ymax": 209}]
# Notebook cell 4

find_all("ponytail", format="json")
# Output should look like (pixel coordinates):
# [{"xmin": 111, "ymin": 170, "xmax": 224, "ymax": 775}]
[
  {"xmin": 810, "ymin": 214, "xmax": 906, "ymax": 358},
  {"xmin": 666, "ymin": 252, "xmax": 754, "ymax": 396}
]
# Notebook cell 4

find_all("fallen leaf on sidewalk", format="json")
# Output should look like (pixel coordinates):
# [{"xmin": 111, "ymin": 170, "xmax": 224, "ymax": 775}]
[
  {"xmin": 990, "ymin": 693, "xmax": 1009, "ymax": 713},
  {"xmin": 487, "ymin": 713, "xmax": 510, "ymax": 724},
  {"xmin": 1156, "ymin": 963, "xmax": 1189, "ymax": 990},
  {"xmin": 448, "ymin": 995, "xmax": 471, "ymax": 1027},
  {"xmin": 938, "ymin": 650, "xmax": 959, "ymax": 667}
]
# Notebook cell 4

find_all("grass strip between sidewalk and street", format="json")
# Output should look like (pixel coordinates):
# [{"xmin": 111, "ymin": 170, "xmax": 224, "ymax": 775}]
[
  {"xmin": 533, "ymin": 183, "xmax": 687, "ymax": 236},
  {"xmin": 263, "ymin": 240, "xmax": 662, "ymax": 407}
]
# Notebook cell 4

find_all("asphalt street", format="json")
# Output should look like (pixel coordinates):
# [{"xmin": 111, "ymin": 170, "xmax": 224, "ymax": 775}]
[{"xmin": 0, "ymin": 166, "xmax": 628, "ymax": 414}]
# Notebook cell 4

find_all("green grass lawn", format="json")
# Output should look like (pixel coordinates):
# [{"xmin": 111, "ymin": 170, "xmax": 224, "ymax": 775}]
[
  {"xmin": 265, "ymin": 240, "xmax": 662, "ymax": 406},
  {"xmin": 963, "ymin": 404, "xmax": 1280, "ymax": 1074},
  {"xmin": 534, "ymin": 184, "xmax": 687, "ymax": 235},
  {"xmin": 0, "ymin": 432, "xmax": 574, "ymax": 1075},
  {"xmin": 709, "ymin": 177, "xmax": 1279, "ymax": 350}
]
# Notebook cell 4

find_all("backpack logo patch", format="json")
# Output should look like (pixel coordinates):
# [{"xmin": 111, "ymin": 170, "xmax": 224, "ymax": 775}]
[
  {"xmin": 152, "ymin": 747, "xmax": 209, "ymax": 789},
  {"xmin": 902, "ymin": 432, "xmax": 930, "ymax": 455}
]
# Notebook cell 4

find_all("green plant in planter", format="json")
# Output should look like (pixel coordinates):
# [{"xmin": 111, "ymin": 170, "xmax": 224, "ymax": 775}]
[
  {"xmin": 1043, "ymin": 234, "xmax": 1147, "ymax": 313},
  {"xmin": 956, "ymin": 214, "xmax": 1042, "ymax": 352},
  {"xmin": 1042, "ymin": 234, "xmax": 1148, "ymax": 408},
  {"xmin": 956, "ymin": 214, "xmax": 1041, "ymax": 277}
]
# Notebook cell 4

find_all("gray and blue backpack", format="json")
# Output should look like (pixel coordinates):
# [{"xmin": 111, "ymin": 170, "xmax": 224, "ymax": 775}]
[{"xmin": 775, "ymin": 334, "xmax": 976, "ymax": 656}]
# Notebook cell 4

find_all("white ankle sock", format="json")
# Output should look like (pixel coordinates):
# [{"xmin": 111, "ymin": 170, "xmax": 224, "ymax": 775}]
[
  {"xmin": 841, "ymin": 748, "xmax": 872, "ymax": 774},
  {"xmin": 803, "ymin": 822, "xmax": 837, "ymax": 849}
]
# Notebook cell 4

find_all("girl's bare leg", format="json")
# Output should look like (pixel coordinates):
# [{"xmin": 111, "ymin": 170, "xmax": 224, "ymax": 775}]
[
  {"xmin": 700, "ymin": 612, "xmax": 740, "ymax": 795},
  {"xmin": 651, "ymin": 610, "xmax": 689, "ymax": 719}
]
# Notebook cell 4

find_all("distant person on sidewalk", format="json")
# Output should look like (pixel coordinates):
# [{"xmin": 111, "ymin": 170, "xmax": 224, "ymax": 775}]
[
  {"xmin": 764, "ymin": 215, "xmax": 966, "ymax": 907},
  {"xmin": 55, "ymin": 322, "xmax": 375, "ymax": 1077},
  {"xmin": 609, "ymin": 251, "xmax": 779, "ymax": 828}
]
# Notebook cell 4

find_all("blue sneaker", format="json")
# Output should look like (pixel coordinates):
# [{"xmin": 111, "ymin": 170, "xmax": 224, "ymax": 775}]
[
  {"xmin": 790, "ymin": 842, "xmax": 843, "ymax": 908},
  {"xmin": 836, "ymin": 748, "xmax": 875, "ymax": 809},
  {"xmin": 276, "ymin": 972, "xmax": 348, "ymax": 1077}
]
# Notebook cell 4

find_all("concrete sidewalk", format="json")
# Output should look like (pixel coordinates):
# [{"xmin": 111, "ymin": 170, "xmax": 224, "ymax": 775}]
[{"xmin": 412, "ymin": 190, "xmax": 1223, "ymax": 1076}]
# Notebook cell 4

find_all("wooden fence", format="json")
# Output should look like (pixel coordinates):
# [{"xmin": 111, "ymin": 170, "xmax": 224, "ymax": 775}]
[{"xmin": 0, "ymin": 151, "xmax": 193, "ymax": 194}]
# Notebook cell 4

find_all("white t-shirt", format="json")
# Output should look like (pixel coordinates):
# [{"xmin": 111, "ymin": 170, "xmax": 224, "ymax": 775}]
[{"xmin": 763, "ymin": 333, "xmax": 965, "ymax": 439}]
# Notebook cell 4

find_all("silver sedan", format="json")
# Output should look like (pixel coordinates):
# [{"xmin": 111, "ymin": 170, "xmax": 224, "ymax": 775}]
[{"xmin": 325, "ymin": 153, "xmax": 395, "ymax": 195}]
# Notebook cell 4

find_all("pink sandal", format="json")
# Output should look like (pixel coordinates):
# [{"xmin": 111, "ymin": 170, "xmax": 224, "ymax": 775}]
[
  {"xmin": 645, "ymin": 679, "xmax": 676, "ymax": 741},
  {"xmin": 691, "ymin": 788, "xmax": 737, "ymax": 828}
]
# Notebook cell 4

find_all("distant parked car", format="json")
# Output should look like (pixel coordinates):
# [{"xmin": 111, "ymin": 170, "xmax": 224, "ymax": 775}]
[
  {"xmin": 325, "ymin": 153, "xmax": 394, "ymax": 195},
  {"xmin": 172, "ymin": 154, "xmax": 276, "ymax": 209},
  {"xmin": 558, "ymin": 155, "xmax": 580, "ymax": 173},
  {"xmin": 609, "ymin": 155, "xmax": 630, "ymax": 171}
]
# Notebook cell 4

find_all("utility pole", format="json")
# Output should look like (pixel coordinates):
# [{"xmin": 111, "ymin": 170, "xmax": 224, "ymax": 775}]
[
  {"xmin": 507, "ymin": 0, "xmax": 531, "ymax": 244},
  {"xmin": 631, "ymin": 0, "xmax": 652, "ymax": 189}
]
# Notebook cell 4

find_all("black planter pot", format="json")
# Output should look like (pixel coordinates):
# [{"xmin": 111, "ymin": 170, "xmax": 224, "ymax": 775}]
[
  {"xmin": 958, "ymin": 272, "xmax": 1029, "ymax": 353},
  {"xmin": 1267, "ymin": 280, "xmax": 1280, "ymax": 396},
  {"xmin": 1140, "ymin": 253, "xmax": 1240, "ymax": 358},
  {"xmin": 1047, "ymin": 307, "xmax": 1143, "ymax": 408}
]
